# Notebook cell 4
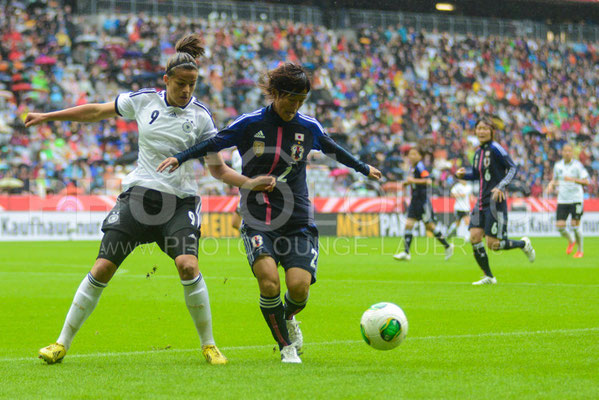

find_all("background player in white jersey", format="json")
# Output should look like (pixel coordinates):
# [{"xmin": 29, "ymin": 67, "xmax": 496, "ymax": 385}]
[
  {"xmin": 446, "ymin": 179, "xmax": 473, "ymax": 241},
  {"xmin": 25, "ymin": 34, "xmax": 274, "ymax": 365},
  {"xmin": 547, "ymin": 144, "xmax": 589, "ymax": 258}
]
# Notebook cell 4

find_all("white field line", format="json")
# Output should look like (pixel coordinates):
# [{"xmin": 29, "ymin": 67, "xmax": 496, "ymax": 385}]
[
  {"xmin": 3, "ymin": 327, "xmax": 598, "ymax": 363},
  {"xmin": 1, "ymin": 270, "xmax": 597, "ymax": 288}
]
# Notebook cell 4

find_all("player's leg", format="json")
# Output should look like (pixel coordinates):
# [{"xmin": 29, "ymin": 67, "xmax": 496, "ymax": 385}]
[
  {"xmin": 556, "ymin": 204, "xmax": 575, "ymax": 253},
  {"xmin": 572, "ymin": 220, "xmax": 583, "ymax": 257},
  {"xmin": 280, "ymin": 227, "xmax": 319, "ymax": 354},
  {"xmin": 470, "ymin": 228, "xmax": 495, "ymax": 284},
  {"xmin": 161, "ymin": 194, "xmax": 227, "ymax": 365},
  {"xmin": 232, "ymin": 200, "xmax": 242, "ymax": 231},
  {"xmin": 424, "ymin": 200, "xmax": 452, "ymax": 259},
  {"xmin": 253, "ymin": 255, "xmax": 296, "ymax": 358},
  {"xmin": 469, "ymin": 207, "xmax": 495, "ymax": 284},
  {"xmin": 172, "ymin": 252, "xmax": 226, "ymax": 365},
  {"xmin": 284, "ymin": 268, "xmax": 311, "ymax": 320},
  {"xmin": 394, "ymin": 217, "xmax": 416, "ymax": 260},
  {"xmin": 489, "ymin": 206, "xmax": 534, "ymax": 262},
  {"xmin": 283, "ymin": 268, "xmax": 311, "ymax": 354},
  {"xmin": 39, "ymin": 230, "xmax": 137, "ymax": 364},
  {"xmin": 240, "ymin": 225, "xmax": 293, "ymax": 360},
  {"xmin": 462, "ymin": 215, "xmax": 471, "ymax": 242},
  {"xmin": 446, "ymin": 212, "xmax": 460, "ymax": 238},
  {"xmin": 572, "ymin": 203, "xmax": 584, "ymax": 258}
]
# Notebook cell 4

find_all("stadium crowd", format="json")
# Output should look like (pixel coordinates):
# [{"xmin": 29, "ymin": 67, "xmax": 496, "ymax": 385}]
[{"xmin": 1, "ymin": 1, "xmax": 598, "ymax": 197}]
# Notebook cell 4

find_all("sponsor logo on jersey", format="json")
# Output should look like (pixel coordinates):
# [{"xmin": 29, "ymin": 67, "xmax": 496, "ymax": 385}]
[
  {"xmin": 295, "ymin": 133, "xmax": 304, "ymax": 142},
  {"xmin": 254, "ymin": 130, "xmax": 265, "ymax": 139},
  {"xmin": 251, "ymin": 235, "xmax": 263, "ymax": 248},
  {"xmin": 253, "ymin": 141, "xmax": 265, "ymax": 157},
  {"xmin": 291, "ymin": 144, "xmax": 304, "ymax": 162},
  {"xmin": 182, "ymin": 121, "xmax": 193, "ymax": 133}
]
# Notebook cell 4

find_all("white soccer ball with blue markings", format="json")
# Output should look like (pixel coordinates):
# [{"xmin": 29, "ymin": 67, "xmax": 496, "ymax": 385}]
[{"xmin": 360, "ymin": 302, "xmax": 408, "ymax": 350}]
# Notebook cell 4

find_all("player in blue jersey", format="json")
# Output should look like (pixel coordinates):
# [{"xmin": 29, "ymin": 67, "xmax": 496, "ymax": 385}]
[
  {"xmin": 158, "ymin": 63, "xmax": 382, "ymax": 363},
  {"xmin": 456, "ymin": 118, "xmax": 535, "ymax": 285},
  {"xmin": 26, "ymin": 34, "xmax": 274, "ymax": 365},
  {"xmin": 393, "ymin": 147, "xmax": 453, "ymax": 262}
]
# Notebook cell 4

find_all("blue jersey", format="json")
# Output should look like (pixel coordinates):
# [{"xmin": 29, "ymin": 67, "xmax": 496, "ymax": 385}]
[
  {"xmin": 464, "ymin": 141, "xmax": 517, "ymax": 209},
  {"xmin": 411, "ymin": 161, "xmax": 430, "ymax": 200},
  {"xmin": 175, "ymin": 105, "xmax": 370, "ymax": 229}
]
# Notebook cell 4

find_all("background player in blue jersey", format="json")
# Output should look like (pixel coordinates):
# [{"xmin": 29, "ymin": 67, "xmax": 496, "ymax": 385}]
[
  {"xmin": 158, "ymin": 63, "xmax": 382, "ymax": 363},
  {"xmin": 393, "ymin": 147, "xmax": 453, "ymax": 262},
  {"xmin": 26, "ymin": 34, "xmax": 274, "ymax": 365},
  {"xmin": 457, "ymin": 118, "xmax": 535, "ymax": 285}
]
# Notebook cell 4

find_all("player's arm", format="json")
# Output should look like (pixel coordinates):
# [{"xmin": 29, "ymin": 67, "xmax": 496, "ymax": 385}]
[
  {"xmin": 316, "ymin": 133, "xmax": 381, "ymax": 180},
  {"xmin": 157, "ymin": 130, "xmax": 238, "ymax": 173},
  {"xmin": 25, "ymin": 102, "xmax": 117, "ymax": 126},
  {"xmin": 205, "ymin": 153, "xmax": 275, "ymax": 192},
  {"xmin": 492, "ymin": 146, "xmax": 518, "ymax": 202},
  {"xmin": 564, "ymin": 166, "xmax": 590, "ymax": 186},
  {"xmin": 566, "ymin": 177, "xmax": 590, "ymax": 186},
  {"xmin": 456, "ymin": 155, "xmax": 479, "ymax": 180}
]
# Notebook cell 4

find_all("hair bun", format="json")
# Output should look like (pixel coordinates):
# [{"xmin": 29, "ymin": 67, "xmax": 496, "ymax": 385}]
[{"xmin": 174, "ymin": 33, "xmax": 205, "ymax": 59}]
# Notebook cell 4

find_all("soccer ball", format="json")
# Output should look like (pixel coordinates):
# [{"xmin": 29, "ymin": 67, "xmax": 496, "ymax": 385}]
[{"xmin": 360, "ymin": 302, "xmax": 408, "ymax": 350}]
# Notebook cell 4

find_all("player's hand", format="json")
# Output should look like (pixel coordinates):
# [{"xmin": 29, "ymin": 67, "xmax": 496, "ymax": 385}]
[
  {"xmin": 491, "ymin": 188, "xmax": 505, "ymax": 202},
  {"xmin": 405, "ymin": 177, "xmax": 415, "ymax": 185},
  {"xmin": 243, "ymin": 175, "xmax": 276, "ymax": 192},
  {"xmin": 156, "ymin": 157, "xmax": 180, "ymax": 173},
  {"xmin": 564, "ymin": 176, "xmax": 576, "ymax": 182},
  {"xmin": 456, "ymin": 167, "xmax": 466, "ymax": 178},
  {"xmin": 24, "ymin": 113, "xmax": 47, "ymax": 127},
  {"xmin": 368, "ymin": 165, "xmax": 382, "ymax": 180}
]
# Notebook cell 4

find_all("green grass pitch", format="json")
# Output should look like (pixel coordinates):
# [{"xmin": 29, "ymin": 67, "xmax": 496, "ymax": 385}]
[{"xmin": 1, "ymin": 237, "xmax": 597, "ymax": 399}]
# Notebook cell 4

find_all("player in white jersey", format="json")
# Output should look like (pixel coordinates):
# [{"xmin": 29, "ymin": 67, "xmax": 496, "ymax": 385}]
[
  {"xmin": 446, "ymin": 179, "xmax": 473, "ymax": 241},
  {"xmin": 25, "ymin": 34, "xmax": 275, "ymax": 365},
  {"xmin": 547, "ymin": 144, "xmax": 589, "ymax": 258}
]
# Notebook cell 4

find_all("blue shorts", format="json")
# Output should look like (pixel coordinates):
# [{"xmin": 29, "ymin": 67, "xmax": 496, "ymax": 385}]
[
  {"xmin": 407, "ymin": 198, "xmax": 437, "ymax": 223},
  {"xmin": 469, "ymin": 201, "xmax": 508, "ymax": 239},
  {"xmin": 240, "ymin": 224, "xmax": 319, "ymax": 284}
]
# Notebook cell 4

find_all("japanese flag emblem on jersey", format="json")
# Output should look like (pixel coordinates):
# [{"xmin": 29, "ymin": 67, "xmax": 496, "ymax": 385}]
[
  {"xmin": 251, "ymin": 235, "xmax": 263, "ymax": 248},
  {"xmin": 253, "ymin": 141, "xmax": 265, "ymax": 157},
  {"xmin": 295, "ymin": 133, "xmax": 304, "ymax": 142},
  {"xmin": 291, "ymin": 144, "xmax": 304, "ymax": 162}
]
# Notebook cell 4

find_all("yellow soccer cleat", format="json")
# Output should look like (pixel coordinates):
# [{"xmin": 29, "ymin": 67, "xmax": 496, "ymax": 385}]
[
  {"xmin": 38, "ymin": 343, "xmax": 66, "ymax": 364},
  {"xmin": 201, "ymin": 345, "xmax": 228, "ymax": 365}
]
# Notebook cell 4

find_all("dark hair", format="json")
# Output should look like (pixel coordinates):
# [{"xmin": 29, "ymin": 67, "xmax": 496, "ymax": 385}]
[
  {"xmin": 165, "ymin": 33, "xmax": 205, "ymax": 76},
  {"xmin": 259, "ymin": 63, "xmax": 311, "ymax": 100},
  {"xmin": 475, "ymin": 117, "xmax": 497, "ymax": 138}
]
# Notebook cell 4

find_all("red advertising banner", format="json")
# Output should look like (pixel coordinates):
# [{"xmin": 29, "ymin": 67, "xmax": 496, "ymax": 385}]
[{"xmin": 2, "ymin": 195, "xmax": 599, "ymax": 213}]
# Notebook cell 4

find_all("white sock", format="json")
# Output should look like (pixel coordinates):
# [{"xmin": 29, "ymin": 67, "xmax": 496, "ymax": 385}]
[
  {"xmin": 57, "ymin": 273, "xmax": 106, "ymax": 350},
  {"xmin": 557, "ymin": 227, "xmax": 574, "ymax": 243},
  {"xmin": 182, "ymin": 274, "xmax": 215, "ymax": 346},
  {"xmin": 573, "ymin": 226, "xmax": 583, "ymax": 252}
]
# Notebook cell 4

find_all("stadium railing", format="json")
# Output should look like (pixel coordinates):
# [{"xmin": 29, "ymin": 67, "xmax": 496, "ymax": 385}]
[
  {"xmin": 75, "ymin": 0, "xmax": 599, "ymax": 42},
  {"xmin": 76, "ymin": 0, "xmax": 323, "ymax": 26}
]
